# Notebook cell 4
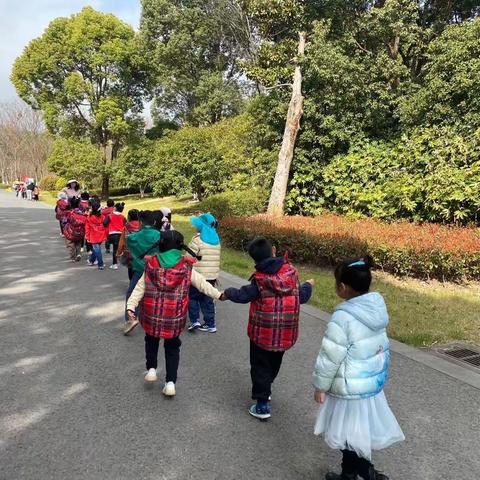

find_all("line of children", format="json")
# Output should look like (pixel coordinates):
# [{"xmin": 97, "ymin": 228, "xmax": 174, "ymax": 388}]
[
  {"xmin": 51, "ymin": 192, "xmax": 402, "ymax": 478},
  {"xmin": 117, "ymin": 209, "xmax": 141, "ymax": 280}
]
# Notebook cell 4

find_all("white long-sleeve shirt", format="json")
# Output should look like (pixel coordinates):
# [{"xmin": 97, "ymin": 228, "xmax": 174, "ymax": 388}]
[{"xmin": 127, "ymin": 269, "xmax": 222, "ymax": 311}]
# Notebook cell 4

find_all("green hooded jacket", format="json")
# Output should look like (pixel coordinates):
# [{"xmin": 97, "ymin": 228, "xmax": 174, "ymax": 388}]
[{"xmin": 126, "ymin": 225, "xmax": 161, "ymax": 274}]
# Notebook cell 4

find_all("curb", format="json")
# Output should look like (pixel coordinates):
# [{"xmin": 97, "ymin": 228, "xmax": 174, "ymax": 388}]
[{"xmin": 219, "ymin": 270, "xmax": 480, "ymax": 391}]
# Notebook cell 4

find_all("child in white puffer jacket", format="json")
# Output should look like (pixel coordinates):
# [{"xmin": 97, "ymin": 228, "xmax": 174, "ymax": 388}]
[
  {"xmin": 313, "ymin": 256, "xmax": 404, "ymax": 480},
  {"xmin": 187, "ymin": 213, "xmax": 221, "ymax": 333}
]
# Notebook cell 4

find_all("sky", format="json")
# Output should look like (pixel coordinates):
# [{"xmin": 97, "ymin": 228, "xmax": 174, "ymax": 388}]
[{"xmin": 0, "ymin": 0, "xmax": 142, "ymax": 102}]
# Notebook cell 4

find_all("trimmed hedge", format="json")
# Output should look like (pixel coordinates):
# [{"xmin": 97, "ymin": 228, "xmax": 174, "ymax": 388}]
[
  {"xmin": 200, "ymin": 189, "xmax": 268, "ymax": 219},
  {"xmin": 220, "ymin": 214, "xmax": 480, "ymax": 281}
]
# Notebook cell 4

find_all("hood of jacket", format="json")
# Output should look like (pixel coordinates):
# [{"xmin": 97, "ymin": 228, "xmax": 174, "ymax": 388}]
[
  {"xmin": 255, "ymin": 257, "xmax": 284, "ymax": 275},
  {"xmin": 335, "ymin": 292, "xmax": 388, "ymax": 331}
]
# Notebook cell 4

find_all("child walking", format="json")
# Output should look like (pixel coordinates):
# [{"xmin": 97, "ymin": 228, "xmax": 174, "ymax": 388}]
[
  {"xmin": 187, "ymin": 213, "xmax": 221, "ymax": 333},
  {"xmin": 85, "ymin": 199, "xmax": 107, "ymax": 270},
  {"xmin": 126, "ymin": 230, "xmax": 222, "ymax": 397},
  {"xmin": 55, "ymin": 192, "xmax": 69, "ymax": 236},
  {"xmin": 312, "ymin": 257, "xmax": 404, "ymax": 480},
  {"xmin": 103, "ymin": 202, "xmax": 126, "ymax": 270},
  {"xmin": 117, "ymin": 209, "xmax": 141, "ymax": 280},
  {"xmin": 223, "ymin": 237, "xmax": 314, "ymax": 420},
  {"xmin": 102, "ymin": 199, "xmax": 115, "ymax": 253},
  {"xmin": 63, "ymin": 197, "xmax": 87, "ymax": 262}
]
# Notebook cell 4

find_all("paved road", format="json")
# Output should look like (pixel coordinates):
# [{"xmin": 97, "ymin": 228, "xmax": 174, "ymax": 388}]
[{"xmin": 1, "ymin": 189, "xmax": 479, "ymax": 480}]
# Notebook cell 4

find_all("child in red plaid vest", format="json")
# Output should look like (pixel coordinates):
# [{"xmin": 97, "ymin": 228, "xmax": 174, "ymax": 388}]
[
  {"xmin": 223, "ymin": 237, "xmax": 314, "ymax": 420},
  {"xmin": 126, "ymin": 230, "xmax": 222, "ymax": 397}
]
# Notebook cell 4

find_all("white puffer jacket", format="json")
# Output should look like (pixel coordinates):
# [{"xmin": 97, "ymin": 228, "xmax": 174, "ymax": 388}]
[
  {"xmin": 188, "ymin": 234, "xmax": 221, "ymax": 281},
  {"xmin": 312, "ymin": 292, "xmax": 390, "ymax": 399}
]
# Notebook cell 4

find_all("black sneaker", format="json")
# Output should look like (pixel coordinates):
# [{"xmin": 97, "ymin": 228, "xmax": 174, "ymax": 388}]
[
  {"xmin": 248, "ymin": 403, "xmax": 271, "ymax": 420},
  {"xmin": 325, "ymin": 473, "xmax": 357, "ymax": 480}
]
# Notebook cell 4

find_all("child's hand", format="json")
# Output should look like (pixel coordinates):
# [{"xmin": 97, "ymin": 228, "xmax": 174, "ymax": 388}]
[
  {"xmin": 314, "ymin": 390, "xmax": 326, "ymax": 404},
  {"xmin": 127, "ymin": 310, "xmax": 136, "ymax": 321},
  {"xmin": 306, "ymin": 278, "xmax": 315, "ymax": 286},
  {"xmin": 219, "ymin": 292, "xmax": 227, "ymax": 301}
]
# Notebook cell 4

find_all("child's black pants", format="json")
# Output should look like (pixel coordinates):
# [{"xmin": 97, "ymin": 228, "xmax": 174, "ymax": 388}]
[
  {"xmin": 145, "ymin": 334, "xmax": 181, "ymax": 383},
  {"xmin": 250, "ymin": 341, "xmax": 284, "ymax": 402},
  {"xmin": 342, "ymin": 450, "xmax": 373, "ymax": 478}
]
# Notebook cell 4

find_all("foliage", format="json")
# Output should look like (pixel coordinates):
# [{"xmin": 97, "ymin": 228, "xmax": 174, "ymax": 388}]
[
  {"xmin": 55, "ymin": 177, "xmax": 68, "ymax": 192},
  {"xmin": 47, "ymin": 137, "xmax": 101, "ymax": 189},
  {"xmin": 200, "ymin": 188, "xmax": 268, "ymax": 219},
  {"xmin": 115, "ymin": 140, "xmax": 155, "ymax": 195},
  {"xmin": 150, "ymin": 114, "xmax": 274, "ymax": 199},
  {"xmin": 11, "ymin": 7, "xmax": 152, "ymax": 195},
  {"xmin": 400, "ymin": 18, "xmax": 480, "ymax": 130},
  {"xmin": 220, "ymin": 213, "xmax": 480, "ymax": 282},
  {"xmin": 39, "ymin": 174, "xmax": 59, "ymax": 191},
  {"xmin": 321, "ymin": 126, "xmax": 480, "ymax": 224},
  {"xmin": 140, "ymin": 0, "xmax": 248, "ymax": 125}
]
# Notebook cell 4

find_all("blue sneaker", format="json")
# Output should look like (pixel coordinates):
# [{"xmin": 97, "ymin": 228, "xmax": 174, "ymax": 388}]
[
  {"xmin": 188, "ymin": 321, "xmax": 201, "ymax": 332},
  {"xmin": 248, "ymin": 403, "xmax": 271, "ymax": 420}
]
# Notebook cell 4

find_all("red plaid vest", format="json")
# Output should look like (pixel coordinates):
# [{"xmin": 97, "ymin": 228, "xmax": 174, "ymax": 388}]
[
  {"xmin": 139, "ymin": 255, "xmax": 195, "ymax": 339},
  {"xmin": 248, "ymin": 262, "xmax": 301, "ymax": 352}
]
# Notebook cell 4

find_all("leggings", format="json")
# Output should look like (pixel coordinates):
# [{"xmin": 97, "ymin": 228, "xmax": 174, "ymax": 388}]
[{"xmin": 145, "ymin": 334, "xmax": 182, "ymax": 383}]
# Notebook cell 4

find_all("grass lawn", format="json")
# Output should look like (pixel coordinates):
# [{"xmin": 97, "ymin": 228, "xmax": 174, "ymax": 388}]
[{"xmin": 40, "ymin": 191, "xmax": 480, "ymax": 348}]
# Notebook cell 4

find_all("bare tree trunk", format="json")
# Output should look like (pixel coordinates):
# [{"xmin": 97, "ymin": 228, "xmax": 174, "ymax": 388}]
[
  {"xmin": 267, "ymin": 32, "xmax": 306, "ymax": 217},
  {"xmin": 101, "ymin": 143, "xmax": 110, "ymax": 198}
]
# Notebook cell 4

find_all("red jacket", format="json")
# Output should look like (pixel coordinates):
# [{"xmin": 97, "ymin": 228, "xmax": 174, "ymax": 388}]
[
  {"xmin": 64, "ymin": 210, "xmax": 87, "ymax": 242},
  {"xmin": 55, "ymin": 199, "xmax": 69, "ymax": 221},
  {"xmin": 106, "ymin": 212, "xmax": 126, "ymax": 234},
  {"xmin": 139, "ymin": 256, "xmax": 195, "ymax": 339},
  {"xmin": 79, "ymin": 199, "xmax": 90, "ymax": 211},
  {"xmin": 102, "ymin": 207, "xmax": 114, "ymax": 217},
  {"xmin": 248, "ymin": 263, "xmax": 301, "ymax": 352},
  {"xmin": 85, "ymin": 213, "xmax": 107, "ymax": 244}
]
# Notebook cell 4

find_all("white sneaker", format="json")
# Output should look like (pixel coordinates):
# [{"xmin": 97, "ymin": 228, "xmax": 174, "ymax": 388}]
[
  {"xmin": 144, "ymin": 368, "xmax": 158, "ymax": 382},
  {"xmin": 162, "ymin": 381, "xmax": 176, "ymax": 397},
  {"xmin": 109, "ymin": 264, "xmax": 119, "ymax": 270}
]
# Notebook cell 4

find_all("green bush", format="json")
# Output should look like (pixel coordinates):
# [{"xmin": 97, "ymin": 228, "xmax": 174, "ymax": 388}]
[
  {"xmin": 200, "ymin": 189, "xmax": 268, "ymax": 219},
  {"xmin": 320, "ymin": 126, "xmax": 480, "ymax": 224},
  {"xmin": 39, "ymin": 174, "xmax": 59, "ymax": 191},
  {"xmin": 0, "ymin": 183, "xmax": 10, "ymax": 189}
]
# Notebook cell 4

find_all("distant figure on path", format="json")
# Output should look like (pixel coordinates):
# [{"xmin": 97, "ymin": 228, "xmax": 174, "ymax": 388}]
[
  {"xmin": 33, "ymin": 185, "xmax": 39, "ymax": 201},
  {"xmin": 312, "ymin": 256, "xmax": 404, "ymax": 480}
]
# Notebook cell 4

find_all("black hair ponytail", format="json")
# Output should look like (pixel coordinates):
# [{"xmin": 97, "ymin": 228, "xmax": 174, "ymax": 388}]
[{"xmin": 334, "ymin": 255, "xmax": 374, "ymax": 294}]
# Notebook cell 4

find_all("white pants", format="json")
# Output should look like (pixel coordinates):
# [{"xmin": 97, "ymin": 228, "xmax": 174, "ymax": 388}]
[{"xmin": 26, "ymin": 189, "xmax": 32, "ymax": 200}]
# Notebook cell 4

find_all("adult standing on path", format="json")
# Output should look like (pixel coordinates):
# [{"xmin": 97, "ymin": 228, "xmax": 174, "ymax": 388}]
[{"xmin": 63, "ymin": 179, "xmax": 81, "ymax": 199}]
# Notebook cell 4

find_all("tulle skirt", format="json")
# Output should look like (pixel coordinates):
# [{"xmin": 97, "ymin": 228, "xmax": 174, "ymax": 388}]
[{"xmin": 314, "ymin": 391, "xmax": 405, "ymax": 460}]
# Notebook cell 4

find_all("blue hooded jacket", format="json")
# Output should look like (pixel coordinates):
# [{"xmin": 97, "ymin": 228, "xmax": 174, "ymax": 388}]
[{"xmin": 312, "ymin": 292, "xmax": 390, "ymax": 399}]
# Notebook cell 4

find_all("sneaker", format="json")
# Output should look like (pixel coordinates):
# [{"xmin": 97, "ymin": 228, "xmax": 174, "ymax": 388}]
[
  {"xmin": 162, "ymin": 381, "xmax": 176, "ymax": 397},
  {"xmin": 198, "ymin": 324, "xmax": 217, "ymax": 333},
  {"xmin": 248, "ymin": 403, "xmax": 271, "ymax": 420},
  {"xmin": 80, "ymin": 247, "xmax": 84, "ymax": 253},
  {"xmin": 325, "ymin": 473, "xmax": 357, "ymax": 480},
  {"xmin": 75, "ymin": 254, "xmax": 82, "ymax": 262},
  {"xmin": 98, "ymin": 266, "xmax": 105, "ymax": 270},
  {"xmin": 188, "ymin": 321, "xmax": 201, "ymax": 332},
  {"xmin": 109, "ymin": 264, "xmax": 119, "ymax": 270},
  {"xmin": 123, "ymin": 319, "xmax": 139, "ymax": 335},
  {"xmin": 86, "ymin": 260, "xmax": 94, "ymax": 266},
  {"xmin": 144, "ymin": 368, "xmax": 158, "ymax": 382},
  {"xmin": 105, "ymin": 249, "xmax": 111, "ymax": 254}
]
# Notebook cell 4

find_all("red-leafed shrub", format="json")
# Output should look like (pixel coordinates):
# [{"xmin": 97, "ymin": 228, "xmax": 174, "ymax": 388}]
[{"xmin": 220, "ymin": 214, "xmax": 480, "ymax": 281}]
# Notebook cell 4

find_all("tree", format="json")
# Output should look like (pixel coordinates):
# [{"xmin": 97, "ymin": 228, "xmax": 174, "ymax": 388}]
[
  {"xmin": 0, "ymin": 101, "xmax": 52, "ymax": 183},
  {"xmin": 243, "ymin": 0, "xmax": 323, "ymax": 216},
  {"xmin": 115, "ymin": 140, "xmax": 156, "ymax": 197},
  {"xmin": 11, "ymin": 7, "xmax": 151, "ymax": 197},
  {"xmin": 47, "ymin": 138, "xmax": 101, "ymax": 190},
  {"xmin": 140, "ymin": 0, "xmax": 251, "ymax": 126}
]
